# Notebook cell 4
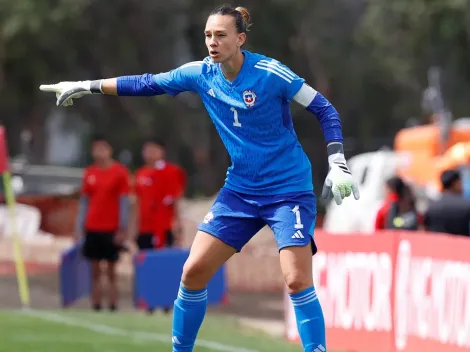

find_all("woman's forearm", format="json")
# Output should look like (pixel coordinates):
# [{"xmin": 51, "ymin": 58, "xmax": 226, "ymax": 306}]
[{"xmin": 100, "ymin": 78, "xmax": 118, "ymax": 95}]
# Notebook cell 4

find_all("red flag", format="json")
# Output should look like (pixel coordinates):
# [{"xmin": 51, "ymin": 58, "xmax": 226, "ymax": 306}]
[{"xmin": 0, "ymin": 126, "xmax": 10, "ymax": 173}]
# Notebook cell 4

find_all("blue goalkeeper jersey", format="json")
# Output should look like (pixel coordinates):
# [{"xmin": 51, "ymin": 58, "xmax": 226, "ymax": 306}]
[{"xmin": 153, "ymin": 50, "xmax": 312, "ymax": 195}]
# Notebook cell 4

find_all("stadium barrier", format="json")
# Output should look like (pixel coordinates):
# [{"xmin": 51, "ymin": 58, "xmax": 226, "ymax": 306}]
[
  {"xmin": 134, "ymin": 248, "xmax": 226, "ymax": 309},
  {"xmin": 284, "ymin": 230, "xmax": 470, "ymax": 352}
]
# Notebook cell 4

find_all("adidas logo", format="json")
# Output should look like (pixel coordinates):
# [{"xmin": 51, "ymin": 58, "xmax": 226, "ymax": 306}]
[
  {"xmin": 207, "ymin": 88, "xmax": 215, "ymax": 97},
  {"xmin": 291, "ymin": 230, "xmax": 304, "ymax": 239},
  {"xmin": 172, "ymin": 336, "xmax": 181, "ymax": 345},
  {"xmin": 313, "ymin": 344, "xmax": 326, "ymax": 352}
]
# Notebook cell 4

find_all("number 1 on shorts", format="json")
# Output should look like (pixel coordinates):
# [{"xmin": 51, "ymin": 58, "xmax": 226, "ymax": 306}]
[{"xmin": 292, "ymin": 205, "xmax": 304, "ymax": 229}]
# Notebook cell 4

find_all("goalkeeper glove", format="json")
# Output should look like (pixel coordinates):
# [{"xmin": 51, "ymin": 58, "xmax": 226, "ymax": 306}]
[
  {"xmin": 322, "ymin": 142, "xmax": 360, "ymax": 205},
  {"xmin": 39, "ymin": 80, "xmax": 103, "ymax": 107}
]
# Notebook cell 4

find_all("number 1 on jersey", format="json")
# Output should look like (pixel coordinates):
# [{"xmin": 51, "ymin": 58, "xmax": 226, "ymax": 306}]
[{"xmin": 231, "ymin": 107, "xmax": 242, "ymax": 127}]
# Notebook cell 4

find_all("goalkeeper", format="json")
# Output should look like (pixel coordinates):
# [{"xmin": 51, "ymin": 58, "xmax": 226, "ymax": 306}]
[{"xmin": 39, "ymin": 4, "xmax": 360, "ymax": 351}]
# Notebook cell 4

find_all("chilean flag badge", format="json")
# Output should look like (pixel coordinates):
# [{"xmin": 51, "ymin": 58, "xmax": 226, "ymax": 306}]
[{"xmin": 242, "ymin": 90, "xmax": 257, "ymax": 108}]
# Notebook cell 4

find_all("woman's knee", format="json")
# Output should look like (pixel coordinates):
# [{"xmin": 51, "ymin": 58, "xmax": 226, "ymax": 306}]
[
  {"xmin": 181, "ymin": 231, "xmax": 236, "ymax": 290},
  {"xmin": 284, "ymin": 270, "xmax": 312, "ymax": 294},
  {"xmin": 280, "ymin": 245, "xmax": 314, "ymax": 294},
  {"xmin": 181, "ymin": 259, "xmax": 211, "ymax": 290}
]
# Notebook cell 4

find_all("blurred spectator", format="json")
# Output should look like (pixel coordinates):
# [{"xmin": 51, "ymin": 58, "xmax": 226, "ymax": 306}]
[
  {"xmin": 384, "ymin": 182, "xmax": 422, "ymax": 230},
  {"xmin": 150, "ymin": 139, "xmax": 187, "ymax": 249},
  {"xmin": 375, "ymin": 176, "xmax": 402, "ymax": 230},
  {"xmin": 133, "ymin": 138, "xmax": 186, "ymax": 315},
  {"xmin": 76, "ymin": 134, "xmax": 130, "ymax": 312},
  {"xmin": 375, "ymin": 176, "xmax": 422, "ymax": 231},
  {"xmin": 134, "ymin": 140, "xmax": 162, "ymax": 251},
  {"xmin": 424, "ymin": 169, "xmax": 470, "ymax": 236}
]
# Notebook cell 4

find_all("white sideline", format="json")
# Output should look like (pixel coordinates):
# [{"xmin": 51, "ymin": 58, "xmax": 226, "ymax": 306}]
[{"xmin": 20, "ymin": 309, "xmax": 259, "ymax": 352}]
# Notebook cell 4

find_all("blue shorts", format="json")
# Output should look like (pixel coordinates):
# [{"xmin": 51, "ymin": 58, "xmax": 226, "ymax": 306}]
[{"xmin": 197, "ymin": 187, "xmax": 317, "ymax": 254}]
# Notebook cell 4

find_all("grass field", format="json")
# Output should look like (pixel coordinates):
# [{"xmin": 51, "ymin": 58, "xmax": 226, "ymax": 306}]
[{"xmin": 0, "ymin": 309, "xmax": 300, "ymax": 352}]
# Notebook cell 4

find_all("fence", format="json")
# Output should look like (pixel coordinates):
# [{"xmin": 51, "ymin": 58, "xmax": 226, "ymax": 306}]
[{"xmin": 284, "ymin": 230, "xmax": 470, "ymax": 352}]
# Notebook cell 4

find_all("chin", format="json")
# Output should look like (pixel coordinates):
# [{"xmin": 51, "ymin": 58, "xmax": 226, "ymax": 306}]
[{"xmin": 210, "ymin": 56, "xmax": 223, "ymax": 63}]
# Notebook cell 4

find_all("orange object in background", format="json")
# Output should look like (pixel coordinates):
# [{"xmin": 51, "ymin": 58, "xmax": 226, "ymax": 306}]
[{"xmin": 394, "ymin": 121, "xmax": 470, "ymax": 191}]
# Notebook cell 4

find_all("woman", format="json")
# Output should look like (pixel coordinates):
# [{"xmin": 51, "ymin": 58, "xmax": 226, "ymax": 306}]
[
  {"xmin": 40, "ymin": 4, "xmax": 360, "ymax": 351},
  {"xmin": 384, "ymin": 178, "xmax": 422, "ymax": 231}
]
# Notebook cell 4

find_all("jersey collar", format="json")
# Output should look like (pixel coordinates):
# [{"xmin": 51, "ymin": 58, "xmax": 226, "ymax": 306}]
[
  {"xmin": 217, "ymin": 50, "xmax": 250, "ymax": 88},
  {"xmin": 155, "ymin": 160, "xmax": 166, "ymax": 170}
]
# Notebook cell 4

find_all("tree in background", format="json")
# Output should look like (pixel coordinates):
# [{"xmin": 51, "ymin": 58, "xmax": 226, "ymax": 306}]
[{"xmin": 1, "ymin": 0, "xmax": 469, "ymax": 198}]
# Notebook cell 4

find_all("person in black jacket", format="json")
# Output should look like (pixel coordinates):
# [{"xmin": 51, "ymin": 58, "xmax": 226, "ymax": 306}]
[{"xmin": 424, "ymin": 169, "xmax": 470, "ymax": 236}]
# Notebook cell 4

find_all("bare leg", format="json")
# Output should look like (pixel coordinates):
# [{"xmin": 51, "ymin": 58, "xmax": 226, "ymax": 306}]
[
  {"xmin": 90, "ymin": 260, "xmax": 102, "ymax": 310},
  {"xmin": 181, "ymin": 231, "xmax": 236, "ymax": 290},
  {"xmin": 106, "ymin": 261, "xmax": 118, "ymax": 311},
  {"xmin": 279, "ymin": 245, "xmax": 313, "ymax": 294}
]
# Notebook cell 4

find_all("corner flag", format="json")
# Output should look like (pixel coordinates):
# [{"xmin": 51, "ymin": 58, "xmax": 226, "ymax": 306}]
[{"xmin": 0, "ymin": 126, "xmax": 31, "ymax": 307}]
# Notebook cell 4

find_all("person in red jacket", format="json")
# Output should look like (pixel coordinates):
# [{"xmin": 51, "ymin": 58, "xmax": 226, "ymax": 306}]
[
  {"xmin": 76, "ymin": 134, "xmax": 130, "ymax": 312},
  {"xmin": 148, "ymin": 139, "xmax": 186, "ymax": 249},
  {"xmin": 134, "ymin": 138, "xmax": 185, "ymax": 314},
  {"xmin": 375, "ymin": 176, "xmax": 402, "ymax": 230},
  {"xmin": 134, "ymin": 138, "xmax": 165, "ymax": 250}
]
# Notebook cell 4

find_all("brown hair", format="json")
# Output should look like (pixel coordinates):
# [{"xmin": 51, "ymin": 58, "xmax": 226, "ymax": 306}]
[{"xmin": 210, "ymin": 4, "xmax": 253, "ymax": 33}]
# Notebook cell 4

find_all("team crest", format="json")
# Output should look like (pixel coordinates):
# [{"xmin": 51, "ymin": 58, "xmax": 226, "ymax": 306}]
[
  {"xmin": 203, "ymin": 211, "xmax": 214, "ymax": 224},
  {"xmin": 242, "ymin": 90, "xmax": 257, "ymax": 107}
]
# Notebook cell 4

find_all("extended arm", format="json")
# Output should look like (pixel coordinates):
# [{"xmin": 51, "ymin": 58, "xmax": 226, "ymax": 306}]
[
  {"xmin": 39, "ymin": 74, "xmax": 167, "ymax": 106},
  {"xmin": 93, "ymin": 75, "xmax": 167, "ymax": 96},
  {"xmin": 39, "ymin": 61, "xmax": 203, "ymax": 106}
]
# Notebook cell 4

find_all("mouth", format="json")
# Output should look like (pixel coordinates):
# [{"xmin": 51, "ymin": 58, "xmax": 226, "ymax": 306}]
[{"xmin": 209, "ymin": 50, "xmax": 219, "ymax": 58}]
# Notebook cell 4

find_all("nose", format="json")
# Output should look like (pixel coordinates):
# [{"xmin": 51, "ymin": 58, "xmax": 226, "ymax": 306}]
[{"xmin": 208, "ymin": 37, "xmax": 217, "ymax": 47}]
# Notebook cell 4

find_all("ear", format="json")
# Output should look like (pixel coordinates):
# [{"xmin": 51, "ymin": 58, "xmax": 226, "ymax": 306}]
[{"xmin": 237, "ymin": 33, "xmax": 246, "ymax": 47}]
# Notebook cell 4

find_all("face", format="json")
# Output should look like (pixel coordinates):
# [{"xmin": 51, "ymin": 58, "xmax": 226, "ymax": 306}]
[
  {"xmin": 142, "ymin": 143, "xmax": 165, "ymax": 164},
  {"xmin": 452, "ymin": 179, "xmax": 463, "ymax": 195},
  {"xmin": 91, "ymin": 141, "xmax": 112, "ymax": 162},
  {"xmin": 204, "ymin": 15, "xmax": 246, "ymax": 63}
]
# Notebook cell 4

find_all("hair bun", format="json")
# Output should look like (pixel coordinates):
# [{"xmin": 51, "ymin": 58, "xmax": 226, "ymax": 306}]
[{"xmin": 235, "ymin": 6, "xmax": 252, "ymax": 31}]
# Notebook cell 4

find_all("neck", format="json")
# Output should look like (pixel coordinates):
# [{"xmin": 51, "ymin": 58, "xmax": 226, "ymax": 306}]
[
  {"xmin": 97, "ymin": 159, "xmax": 113, "ymax": 168},
  {"xmin": 221, "ymin": 50, "xmax": 244, "ymax": 82},
  {"xmin": 146, "ymin": 160, "xmax": 160, "ymax": 167}
]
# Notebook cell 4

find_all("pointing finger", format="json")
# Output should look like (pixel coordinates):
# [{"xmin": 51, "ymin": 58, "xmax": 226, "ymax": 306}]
[{"xmin": 39, "ymin": 84, "xmax": 59, "ymax": 92}]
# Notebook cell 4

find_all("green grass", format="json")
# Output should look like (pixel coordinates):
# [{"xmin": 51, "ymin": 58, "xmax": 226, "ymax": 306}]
[{"xmin": 0, "ymin": 310, "xmax": 301, "ymax": 352}]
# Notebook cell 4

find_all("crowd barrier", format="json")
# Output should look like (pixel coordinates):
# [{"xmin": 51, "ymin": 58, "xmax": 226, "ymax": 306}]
[
  {"xmin": 134, "ymin": 248, "xmax": 226, "ymax": 309},
  {"xmin": 60, "ymin": 245, "xmax": 227, "ymax": 309},
  {"xmin": 284, "ymin": 230, "xmax": 470, "ymax": 352},
  {"xmin": 60, "ymin": 243, "xmax": 91, "ymax": 307}
]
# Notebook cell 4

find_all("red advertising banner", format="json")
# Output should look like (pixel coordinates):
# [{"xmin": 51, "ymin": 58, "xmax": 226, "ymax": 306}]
[
  {"xmin": 284, "ymin": 230, "xmax": 470, "ymax": 352},
  {"xmin": 394, "ymin": 232, "xmax": 470, "ymax": 352}
]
